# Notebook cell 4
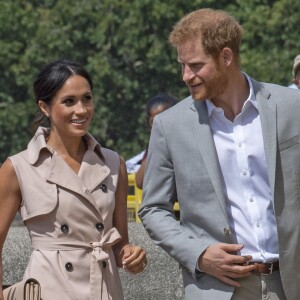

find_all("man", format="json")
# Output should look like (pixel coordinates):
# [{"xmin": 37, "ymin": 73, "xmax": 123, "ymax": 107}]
[
  {"xmin": 289, "ymin": 54, "xmax": 300, "ymax": 89},
  {"xmin": 139, "ymin": 8, "xmax": 300, "ymax": 300}
]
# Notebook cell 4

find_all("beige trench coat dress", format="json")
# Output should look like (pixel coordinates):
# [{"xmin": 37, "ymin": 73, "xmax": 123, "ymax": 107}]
[{"xmin": 9, "ymin": 127, "xmax": 124, "ymax": 300}]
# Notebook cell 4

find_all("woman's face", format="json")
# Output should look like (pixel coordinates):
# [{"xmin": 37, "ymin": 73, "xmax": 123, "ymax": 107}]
[
  {"xmin": 39, "ymin": 75, "xmax": 94, "ymax": 139},
  {"xmin": 148, "ymin": 104, "xmax": 169, "ymax": 129}
]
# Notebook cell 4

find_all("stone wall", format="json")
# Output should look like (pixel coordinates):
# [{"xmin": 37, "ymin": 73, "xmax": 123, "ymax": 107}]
[{"xmin": 3, "ymin": 223, "xmax": 183, "ymax": 300}]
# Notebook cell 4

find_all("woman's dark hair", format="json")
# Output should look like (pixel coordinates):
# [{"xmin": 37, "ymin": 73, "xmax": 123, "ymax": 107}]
[
  {"xmin": 145, "ymin": 93, "xmax": 178, "ymax": 125},
  {"xmin": 31, "ymin": 59, "xmax": 93, "ymax": 133}
]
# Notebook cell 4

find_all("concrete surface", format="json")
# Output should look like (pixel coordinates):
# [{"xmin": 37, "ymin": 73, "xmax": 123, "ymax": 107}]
[{"xmin": 3, "ymin": 222, "xmax": 184, "ymax": 299}]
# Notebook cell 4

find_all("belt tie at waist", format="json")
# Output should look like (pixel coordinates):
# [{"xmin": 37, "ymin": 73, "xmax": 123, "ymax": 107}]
[
  {"xmin": 31, "ymin": 227, "xmax": 122, "ymax": 300},
  {"xmin": 90, "ymin": 229, "xmax": 121, "ymax": 262}
]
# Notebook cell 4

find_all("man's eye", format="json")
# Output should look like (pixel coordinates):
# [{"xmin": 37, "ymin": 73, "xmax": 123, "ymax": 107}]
[{"xmin": 190, "ymin": 63, "xmax": 202, "ymax": 69}]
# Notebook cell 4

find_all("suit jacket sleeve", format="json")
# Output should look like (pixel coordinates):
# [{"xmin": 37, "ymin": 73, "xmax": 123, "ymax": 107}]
[{"xmin": 138, "ymin": 115, "xmax": 210, "ymax": 278}]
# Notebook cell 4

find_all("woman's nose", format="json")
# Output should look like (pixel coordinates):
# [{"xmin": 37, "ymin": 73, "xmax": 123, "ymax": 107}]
[{"xmin": 75, "ymin": 101, "xmax": 87, "ymax": 114}]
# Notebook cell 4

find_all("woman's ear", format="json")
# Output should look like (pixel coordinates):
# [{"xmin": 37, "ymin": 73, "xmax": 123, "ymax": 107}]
[{"xmin": 38, "ymin": 100, "xmax": 50, "ymax": 117}]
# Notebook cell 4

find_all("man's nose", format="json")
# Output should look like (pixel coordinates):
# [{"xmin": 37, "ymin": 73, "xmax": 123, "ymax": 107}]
[{"xmin": 182, "ymin": 65, "xmax": 195, "ymax": 82}]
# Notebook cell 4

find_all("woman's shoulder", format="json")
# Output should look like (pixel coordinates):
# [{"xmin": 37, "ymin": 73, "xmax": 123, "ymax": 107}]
[
  {"xmin": 101, "ymin": 147, "xmax": 120, "ymax": 160},
  {"xmin": 8, "ymin": 149, "xmax": 29, "ymax": 166},
  {"xmin": 99, "ymin": 147, "xmax": 121, "ymax": 170}
]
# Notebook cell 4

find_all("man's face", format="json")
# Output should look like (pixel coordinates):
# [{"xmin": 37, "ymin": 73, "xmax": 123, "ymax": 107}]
[{"xmin": 177, "ymin": 40, "xmax": 229, "ymax": 101}]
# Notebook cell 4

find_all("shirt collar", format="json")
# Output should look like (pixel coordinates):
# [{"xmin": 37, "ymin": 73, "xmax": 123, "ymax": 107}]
[
  {"xmin": 206, "ymin": 72, "xmax": 257, "ymax": 117},
  {"xmin": 27, "ymin": 127, "xmax": 102, "ymax": 165}
]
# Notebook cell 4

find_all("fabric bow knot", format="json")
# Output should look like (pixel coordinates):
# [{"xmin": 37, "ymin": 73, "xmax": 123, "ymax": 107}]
[{"xmin": 90, "ymin": 227, "xmax": 122, "ymax": 262}]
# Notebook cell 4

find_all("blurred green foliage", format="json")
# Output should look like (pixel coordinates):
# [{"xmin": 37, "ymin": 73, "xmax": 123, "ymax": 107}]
[{"xmin": 0, "ymin": 0, "xmax": 299, "ymax": 162}]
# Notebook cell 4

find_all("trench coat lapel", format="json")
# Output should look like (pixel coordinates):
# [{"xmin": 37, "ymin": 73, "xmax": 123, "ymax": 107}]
[
  {"xmin": 78, "ymin": 150, "xmax": 110, "ymax": 192},
  {"xmin": 44, "ymin": 152, "xmax": 108, "ymax": 210},
  {"xmin": 28, "ymin": 127, "xmax": 111, "ymax": 212},
  {"xmin": 191, "ymin": 100, "xmax": 230, "ymax": 224}
]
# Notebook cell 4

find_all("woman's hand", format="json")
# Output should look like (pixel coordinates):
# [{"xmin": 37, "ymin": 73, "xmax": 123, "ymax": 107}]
[{"xmin": 120, "ymin": 243, "xmax": 147, "ymax": 274}]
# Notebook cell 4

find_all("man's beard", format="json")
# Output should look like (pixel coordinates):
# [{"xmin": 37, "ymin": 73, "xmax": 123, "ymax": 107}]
[{"xmin": 187, "ymin": 66, "xmax": 229, "ymax": 101}]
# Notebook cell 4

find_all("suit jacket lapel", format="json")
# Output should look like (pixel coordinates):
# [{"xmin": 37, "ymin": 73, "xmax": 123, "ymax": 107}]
[
  {"xmin": 252, "ymin": 79, "xmax": 277, "ymax": 199},
  {"xmin": 191, "ymin": 100, "xmax": 230, "ymax": 224}
]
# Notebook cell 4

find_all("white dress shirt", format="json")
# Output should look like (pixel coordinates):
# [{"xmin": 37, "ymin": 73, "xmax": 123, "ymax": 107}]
[{"xmin": 206, "ymin": 74, "xmax": 279, "ymax": 262}]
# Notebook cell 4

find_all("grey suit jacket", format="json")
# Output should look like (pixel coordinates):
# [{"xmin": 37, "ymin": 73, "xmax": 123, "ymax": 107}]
[{"xmin": 139, "ymin": 78, "xmax": 300, "ymax": 300}]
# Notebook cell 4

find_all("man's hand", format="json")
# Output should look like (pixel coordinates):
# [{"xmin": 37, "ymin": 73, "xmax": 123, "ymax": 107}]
[{"xmin": 198, "ymin": 243, "xmax": 255, "ymax": 287}]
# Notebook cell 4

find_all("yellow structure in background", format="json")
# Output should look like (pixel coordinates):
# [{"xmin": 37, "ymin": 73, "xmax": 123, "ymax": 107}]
[
  {"xmin": 127, "ymin": 174, "xmax": 143, "ymax": 222},
  {"xmin": 127, "ymin": 173, "xmax": 180, "ymax": 222}
]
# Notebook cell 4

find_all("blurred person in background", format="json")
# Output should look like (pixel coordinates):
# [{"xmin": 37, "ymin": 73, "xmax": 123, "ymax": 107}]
[
  {"xmin": 135, "ymin": 93, "xmax": 177, "ymax": 189},
  {"xmin": 288, "ymin": 54, "xmax": 300, "ymax": 89}
]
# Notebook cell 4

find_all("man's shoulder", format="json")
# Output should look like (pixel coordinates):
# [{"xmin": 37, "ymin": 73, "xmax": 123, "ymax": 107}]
[
  {"xmin": 252, "ymin": 78, "xmax": 299, "ymax": 94},
  {"xmin": 157, "ymin": 95, "xmax": 194, "ymax": 119},
  {"xmin": 251, "ymin": 78, "xmax": 300, "ymax": 103}
]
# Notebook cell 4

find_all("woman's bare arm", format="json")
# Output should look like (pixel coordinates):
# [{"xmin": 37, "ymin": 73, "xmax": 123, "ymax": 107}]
[
  {"xmin": 0, "ymin": 160, "xmax": 21, "ymax": 298},
  {"xmin": 113, "ymin": 156, "xmax": 146, "ymax": 273}
]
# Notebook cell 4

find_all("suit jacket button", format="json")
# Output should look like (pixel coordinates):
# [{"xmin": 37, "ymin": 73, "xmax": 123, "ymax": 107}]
[
  {"xmin": 96, "ymin": 222, "xmax": 104, "ymax": 231},
  {"xmin": 65, "ymin": 262, "xmax": 73, "ymax": 272},
  {"xmin": 224, "ymin": 227, "xmax": 231, "ymax": 236},
  {"xmin": 100, "ymin": 184, "xmax": 108, "ymax": 193},
  {"xmin": 61, "ymin": 224, "xmax": 69, "ymax": 234}
]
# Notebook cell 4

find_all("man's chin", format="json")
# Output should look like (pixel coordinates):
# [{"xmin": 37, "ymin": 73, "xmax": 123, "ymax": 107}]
[{"xmin": 190, "ymin": 92, "xmax": 207, "ymax": 101}]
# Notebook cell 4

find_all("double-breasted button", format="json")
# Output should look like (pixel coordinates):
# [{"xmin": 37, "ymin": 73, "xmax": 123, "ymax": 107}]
[
  {"xmin": 65, "ymin": 262, "xmax": 73, "ymax": 272},
  {"xmin": 100, "ymin": 184, "xmax": 108, "ymax": 193},
  {"xmin": 61, "ymin": 224, "xmax": 69, "ymax": 234},
  {"xmin": 224, "ymin": 227, "xmax": 231, "ymax": 236},
  {"xmin": 96, "ymin": 222, "xmax": 104, "ymax": 231},
  {"xmin": 102, "ymin": 261, "xmax": 107, "ymax": 268}
]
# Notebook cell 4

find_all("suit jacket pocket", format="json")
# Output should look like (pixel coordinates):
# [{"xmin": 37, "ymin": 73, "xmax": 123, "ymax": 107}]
[{"xmin": 279, "ymin": 135, "xmax": 298, "ymax": 151}]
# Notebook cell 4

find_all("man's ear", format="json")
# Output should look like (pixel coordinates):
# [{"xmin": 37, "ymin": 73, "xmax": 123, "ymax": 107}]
[
  {"xmin": 38, "ymin": 100, "xmax": 50, "ymax": 117},
  {"xmin": 221, "ymin": 47, "xmax": 233, "ymax": 67}
]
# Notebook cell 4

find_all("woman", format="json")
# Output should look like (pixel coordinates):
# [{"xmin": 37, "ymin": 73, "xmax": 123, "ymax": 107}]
[
  {"xmin": 0, "ymin": 60, "xmax": 147, "ymax": 300},
  {"xmin": 135, "ymin": 93, "xmax": 177, "ymax": 189}
]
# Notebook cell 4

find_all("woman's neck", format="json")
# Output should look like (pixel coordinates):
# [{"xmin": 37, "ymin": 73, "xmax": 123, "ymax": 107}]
[{"xmin": 46, "ymin": 131, "xmax": 87, "ymax": 173}]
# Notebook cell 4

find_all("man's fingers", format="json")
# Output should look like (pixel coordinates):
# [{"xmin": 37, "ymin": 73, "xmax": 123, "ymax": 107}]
[
  {"xmin": 218, "ymin": 275, "xmax": 241, "ymax": 288},
  {"xmin": 227, "ymin": 253, "xmax": 253, "ymax": 264},
  {"xmin": 223, "ymin": 269, "xmax": 254, "ymax": 278},
  {"xmin": 223, "ymin": 261, "xmax": 255, "ymax": 275},
  {"xmin": 219, "ymin": 243, "xmax": 244, "ymax": 253}
]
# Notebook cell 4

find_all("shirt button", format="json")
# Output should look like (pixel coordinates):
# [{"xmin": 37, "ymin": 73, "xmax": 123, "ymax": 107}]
[
  {"xmin": 249, "ymin": 197, "xmax": 254, "ymax": 202},
  {"xmin": 96, "ymin": 223, "xmax": 104, "ymax": 231},
  {"xmin": 256, "ymin": 223, "xmax": 260, "ymax": 227},
  {"xmin": 242, "ymin": 170, "xmax": 247, "ymax": 176},
  {"xmin": 85, "ymin": 189, "xmax": 89, "ymax": 194},
  {"xmin": 65, "ymin": 262, "xmax": 73, "ymax": 272},
  {"xmin": 238, "ymin": 142, "xmax": 242, "ymax": 147},
  {"xmin": 100, "ymin": 184, "xmax": 108, "ymax": 193},
  {"xmin": 61, "ymin": 224, "xmax": 69, "ymax": 234}
]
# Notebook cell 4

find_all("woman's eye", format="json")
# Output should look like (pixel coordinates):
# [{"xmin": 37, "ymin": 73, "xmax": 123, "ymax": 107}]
[
  {"xmin": 63, "ymin": 98, "xmax": 74, "ymax": 105},
  {"xmin": 83, "ymin": 95, "xmax": 92, "ymax": 102}
]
